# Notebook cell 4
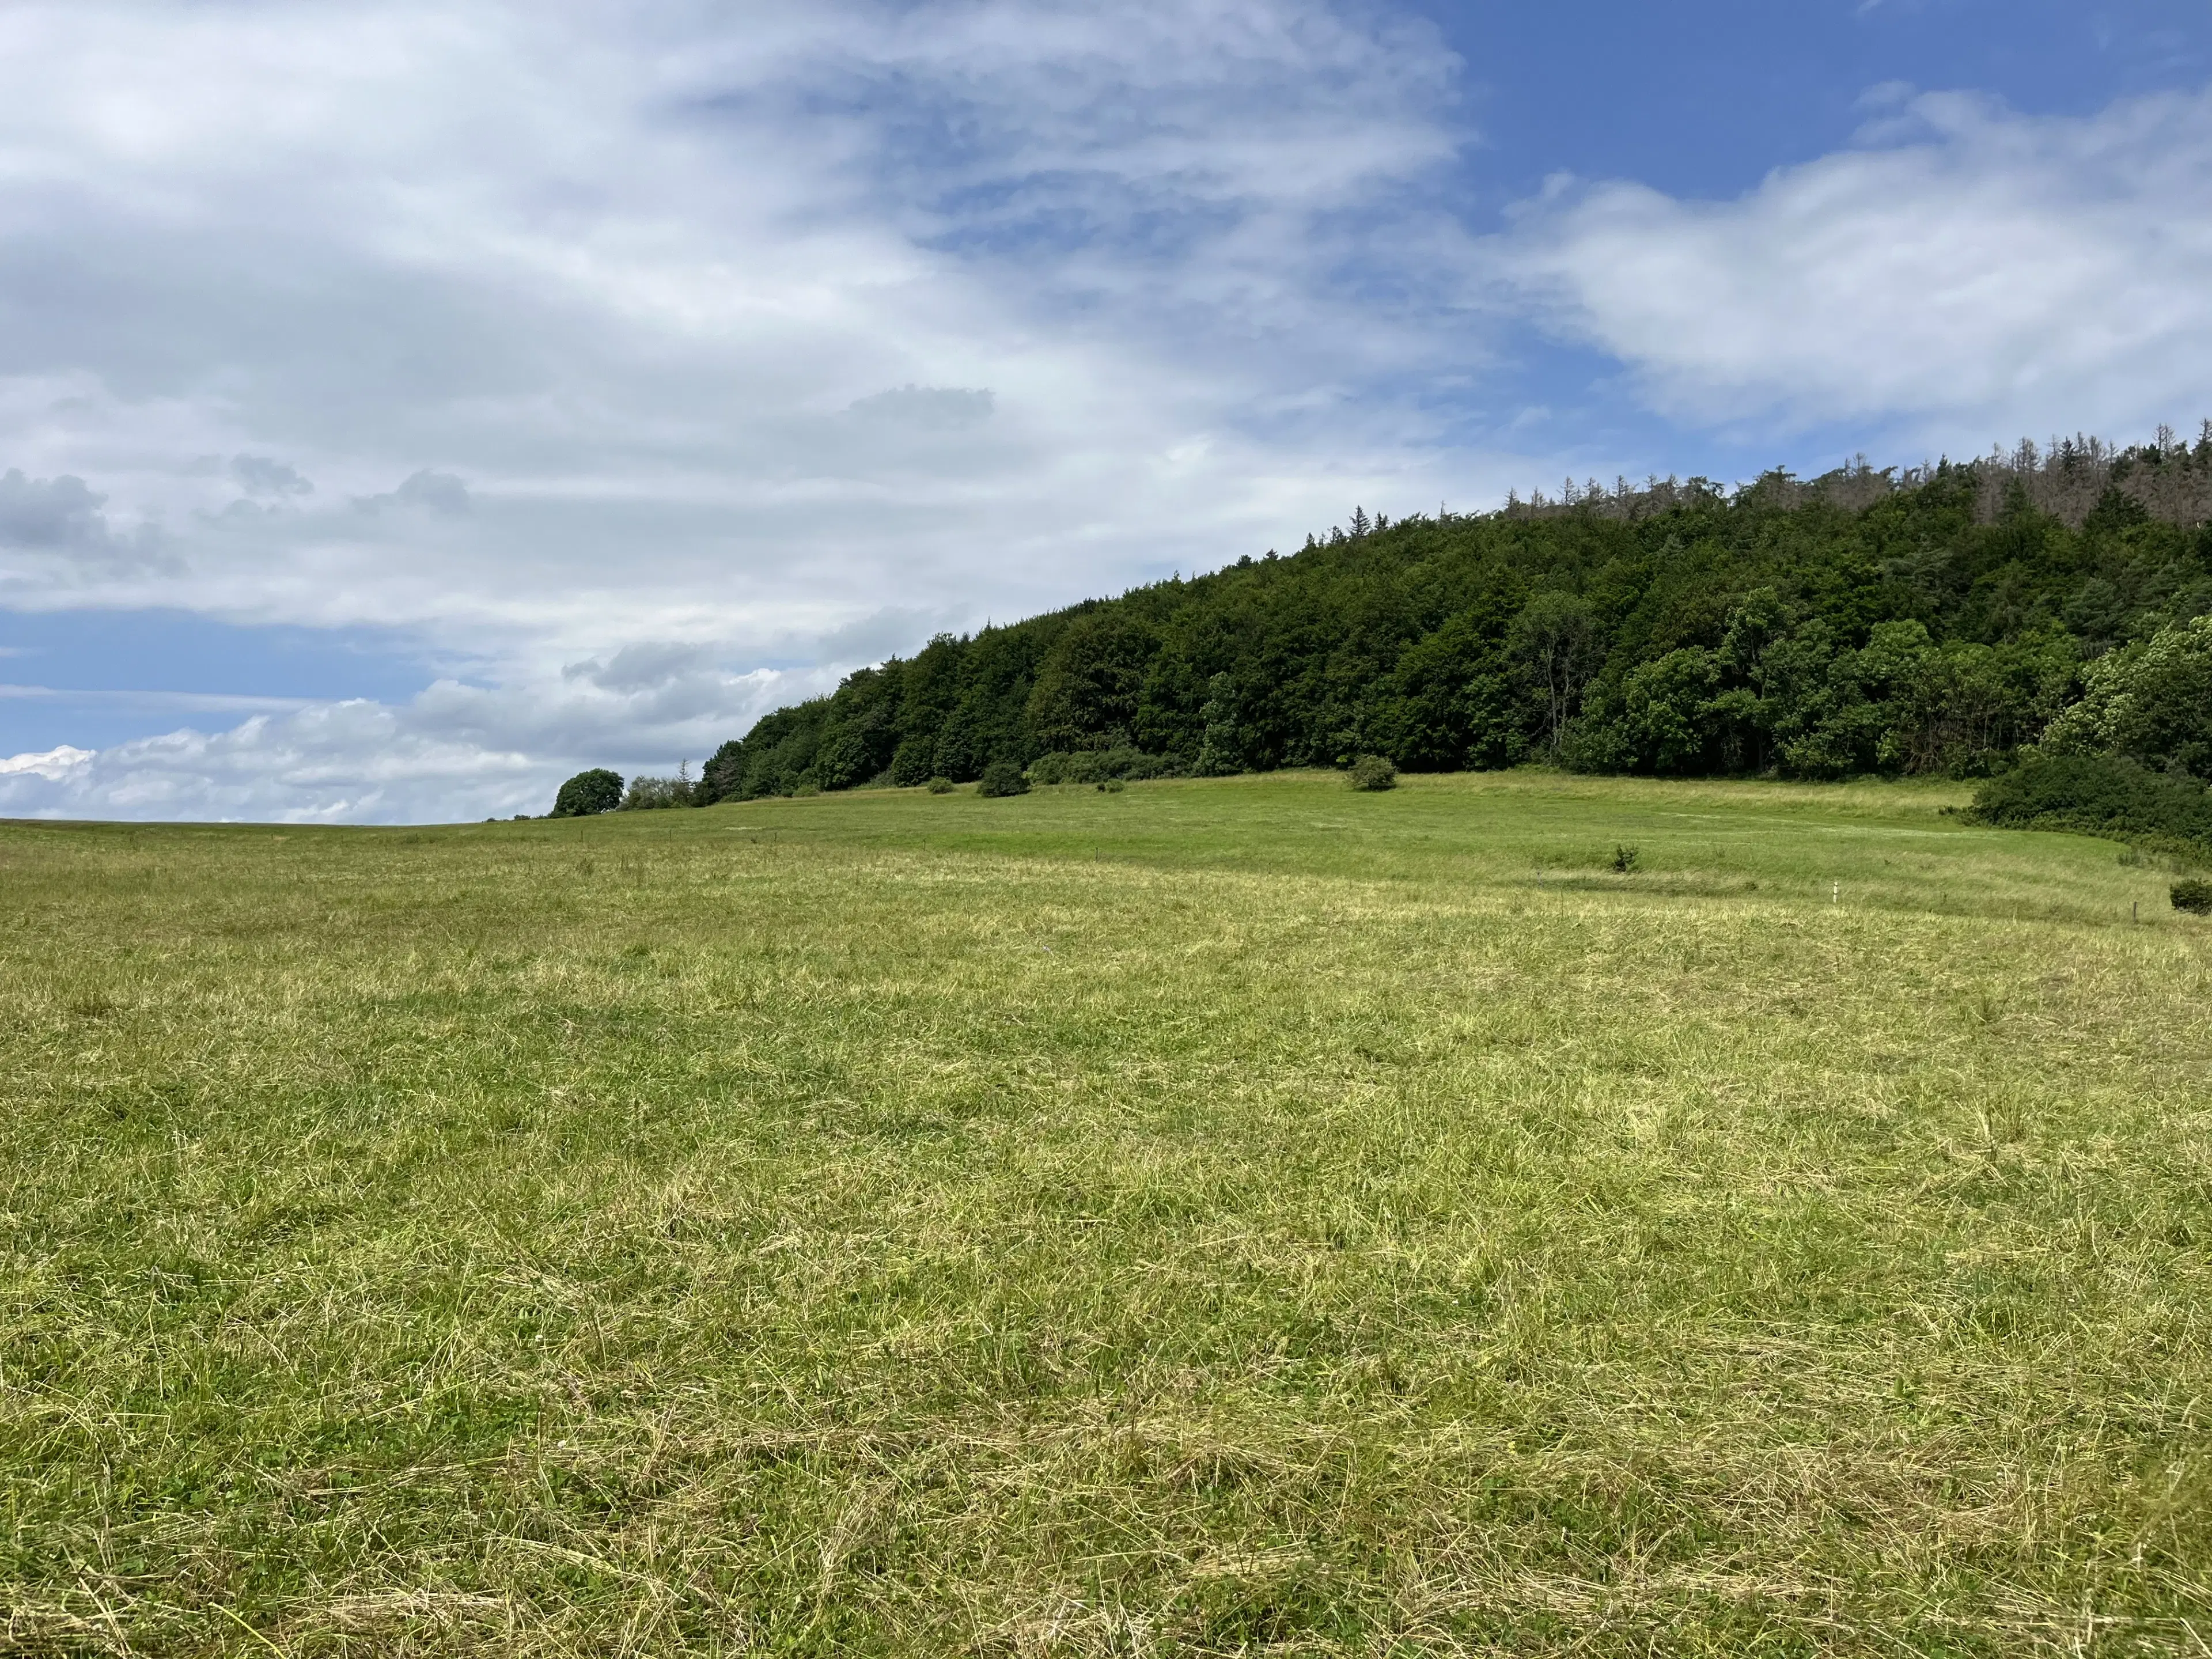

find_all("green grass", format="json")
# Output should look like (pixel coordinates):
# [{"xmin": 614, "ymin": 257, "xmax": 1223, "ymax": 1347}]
[{"xmin": 2, "ymin": 770, "xmax": 2209, "ymax": 1656}]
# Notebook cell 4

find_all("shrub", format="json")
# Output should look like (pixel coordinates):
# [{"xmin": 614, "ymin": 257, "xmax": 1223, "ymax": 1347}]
[
  {"xmin": 1970, "ymin": 753, "xmax": 2212, "ymax": 847},
  {"xmin": 551, "ymin": 768, "xmax": 622, "ymax": 817},
  {"xmin": 1348, "ymin": 755, "xmax": 1397, "ymax": 791},
  {"xmin": 926, "ymin": 776, "xmax": 956, "ymax": 794},
  {"xmin": 976, "ymin": 759, "xmax": 1030, "ymax": 797},
  {"xmin": 620, "ymin": 772, "xmax": 695, "ymax": 810},
  {"xmin": 2175, "ymin": 878, "xmax": 2212, "ymax": 915},
  {"xmin": 1029, "ymin": 747, "xmax": 1181, "ymax": 785},
  {"xmin": 1097, "ymin": 778, "xmax": 1126, "ymax": 793}
]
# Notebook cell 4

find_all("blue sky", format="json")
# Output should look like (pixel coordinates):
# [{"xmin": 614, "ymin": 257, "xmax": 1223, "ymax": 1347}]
[
  {"xmin": 1, "ymin": 0, "xmax": 2209, "ymax": 821},
  {"xmin": 1451, "ymin": 2, "xmax": 2211, "ymax": 200}
]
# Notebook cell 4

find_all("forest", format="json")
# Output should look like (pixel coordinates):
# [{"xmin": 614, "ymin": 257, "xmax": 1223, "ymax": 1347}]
[{"xmin": 695, "ymin": 430, "xmax": 2212, "ymax": 806}]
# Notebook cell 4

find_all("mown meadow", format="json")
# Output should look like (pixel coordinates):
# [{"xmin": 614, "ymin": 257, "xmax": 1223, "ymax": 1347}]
[{"xmin": 3, "ymin": 772, "xmax": 2209, "ymax": 1656}]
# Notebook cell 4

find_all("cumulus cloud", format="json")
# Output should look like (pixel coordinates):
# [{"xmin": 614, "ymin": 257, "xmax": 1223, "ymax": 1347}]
[
  {"xmin": 561, "ymin": 641, "xmax": 713, "ymax": 694},
  {"xmin": 0, "ymin": 743, "xmax": 93, "ymax": 781},
  {"xmin": 0, "ymin": 710, "xmax": 531, "ymax": 824},
  {"xmin": 0, "ymin": 0, "xmax": 1551, "ymax": 828},
  {"xmin": 1497, "ymin": 85, "xmax": 2212, "ymax": 441},
  {"xmin": 0, "ymin": 471, "xmax": 114, "ymax": 550},
  {"xmin": 0, "ymin": 465, "xmax": 166, "ymax": 574}
]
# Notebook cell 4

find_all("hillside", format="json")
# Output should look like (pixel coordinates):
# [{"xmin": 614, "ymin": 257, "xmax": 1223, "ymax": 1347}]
[{"xmin": 701, "ymin": 431, "xmax": 2212, "ymax": 802}]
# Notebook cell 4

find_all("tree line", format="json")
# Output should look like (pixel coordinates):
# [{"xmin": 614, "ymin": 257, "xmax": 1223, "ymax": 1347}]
[{"xmin": 567, "ymin": 428, "xmax": 2212, "ymax": 812}]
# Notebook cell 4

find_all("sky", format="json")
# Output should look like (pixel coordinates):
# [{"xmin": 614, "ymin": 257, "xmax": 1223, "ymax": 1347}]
[{"xmin": 2, "ymin": 0, "xmax": 2209, "ymax": 823}]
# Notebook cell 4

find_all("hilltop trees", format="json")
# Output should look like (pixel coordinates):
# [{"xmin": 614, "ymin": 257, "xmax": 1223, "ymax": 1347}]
[{"xmin": 689, "ymin": 430, "xmax": 2212, "ymax": 802}]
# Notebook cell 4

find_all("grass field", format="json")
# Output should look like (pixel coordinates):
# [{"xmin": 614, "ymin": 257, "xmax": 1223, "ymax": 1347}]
[{"xmin": 3, "ymin": 770, "xmax": 2209, "ymax": 1656}]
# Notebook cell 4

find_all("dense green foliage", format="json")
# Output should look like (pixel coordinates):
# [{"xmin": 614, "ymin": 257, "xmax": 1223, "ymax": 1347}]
[
  {"xmin": 620, "ymin": 771, "xmax": 698, "ymax": 811},
  {"xmin": 975, "ymin": 757, "xmax": 1029, "ymax": 797},
  {"xmin": 2176, "ymin": 877, "xmax": 2212, "ymax": 914},
  {"xmin": 699, "ymin": 436, "xmax": 2212, "ymax": 802},
  {"xmin": 551, "ymin": 767, "xmax": 622, "ymax": 816},
  {"xmin": 2042, "ymin": 613, "xmax": 2212, "ymax": 778},
  {"xmin": 1969, "ymin": 752, "xmax": 2212, "ymax": 846},
  {"xmin": 1027, "ymin": 746, "xmax": 1185, "ymax": 785},
  {"xmin": 1965, "ymin": 613, "xmax": 2212, "ymax": 851}
]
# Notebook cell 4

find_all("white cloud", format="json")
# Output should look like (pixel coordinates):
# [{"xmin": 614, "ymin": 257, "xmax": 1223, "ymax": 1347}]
[
  {"xmin": 0, "ymin": 0, "xmax": 1492, "ymax": 650},
  {"xmin": 1497, "ymin": 86, "xmax": 2212, "ymax": 443},
  {"xmin": 0, "ymin": 657, "xmax": 819, "ymax": 823},
  {"xmin": 0, "ymin": 0, "xmax": 1544, "ymax": 819},
  {"xmin": 844, "ymin": 387, "xmax": 997, "ymax": 430},
  {"xmin": 0, "ymin": 743, "xmax": 92, "ymax": 781}
]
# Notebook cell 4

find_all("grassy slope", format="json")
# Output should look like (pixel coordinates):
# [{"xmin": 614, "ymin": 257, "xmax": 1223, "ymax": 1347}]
[{"xmin": 2, "ymin": 772, "xmax": 2208, "ymax": 1656}]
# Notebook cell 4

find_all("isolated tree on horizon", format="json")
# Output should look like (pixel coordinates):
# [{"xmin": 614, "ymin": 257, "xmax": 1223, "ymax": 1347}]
[{"xmin": 552, "ymin": 768, "xmax": 622, "ymax": 817}]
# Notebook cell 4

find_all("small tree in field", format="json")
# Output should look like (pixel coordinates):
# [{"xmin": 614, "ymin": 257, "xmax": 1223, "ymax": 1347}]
[
  {"xmin": 1348, "ymin": 755, "xmax": 1397, "ymax": 791},
  {"xmin": 552, "ymin": 768, "xmax": 622, "ymax": 817},
  {"xmin": 976, "ymin": 759, "xmax": 1030, "ymax": 797}
]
